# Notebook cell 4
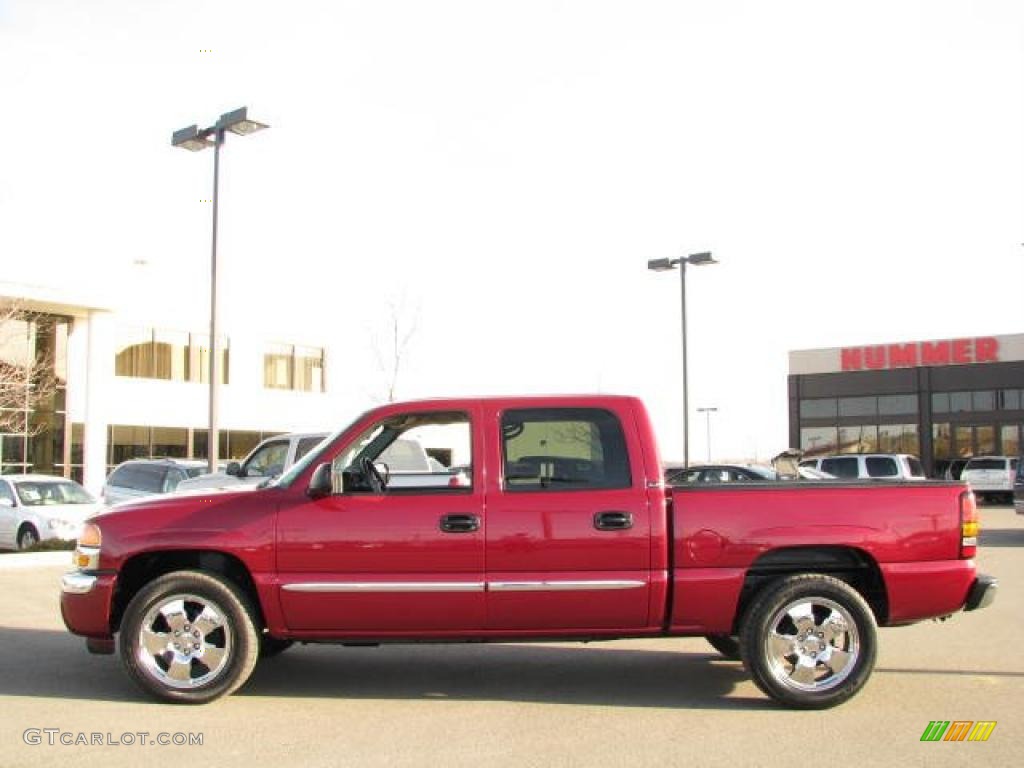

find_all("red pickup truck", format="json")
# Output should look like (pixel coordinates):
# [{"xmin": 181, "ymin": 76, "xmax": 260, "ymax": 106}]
[{"xmin": 61, "ymin": 396, "xmax": 996, "ymax": 708}]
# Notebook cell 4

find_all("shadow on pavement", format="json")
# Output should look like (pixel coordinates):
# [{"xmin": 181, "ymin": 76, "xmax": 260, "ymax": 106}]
[
  {"xmin": 0, "ymin": 626, "xmax": 769, "ymax": 710},
  {"xmin": 980, "ymin": 528, "xmax": 1024, "ymax": 548}
]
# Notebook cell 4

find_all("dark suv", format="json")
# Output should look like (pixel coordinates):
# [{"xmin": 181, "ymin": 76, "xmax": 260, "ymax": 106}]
[{"xmin": 102, "ymin": 459, "xmax": 208, "ymax": 505}]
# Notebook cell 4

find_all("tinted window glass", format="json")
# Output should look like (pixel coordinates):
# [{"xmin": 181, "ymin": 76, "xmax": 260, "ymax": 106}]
[
  {"xmin": 821, "ymin": 457, "xmax": 859, "ymax": 479},
  {"xmin": 839, "ymin": 397, "xmax": 877, "ymax": 417},
  {"xmin": 502, "ymin": 408, "xmax": 630, "ymax": 491},
  {"xmin": 972, "ymin": 391, "xmax": 995, "ymax": 411},
  {"xmin": 965, "ymin": 459, "xmax": 1005, "ymax": 471},
  {"xmin": 800, "ymin": 399, "xmax": 837, "ymax": 419},
  {"xmin": 295, "ymin": 436, "xmax": 326, "ymax": 462},
  {"xmin": 906, "ymin": 457, "xmax": 925, "ymax": 478},
  {"xmin": 878, "ymin": 395, "xmax": 918, "ymax": 415},
  {"xmin": 865, "ymin": 457, "xmax": 898, "ymax": 477},
  {"xmin": 932, "ymin": 393, "xmax": 950, "ymax": 413}
]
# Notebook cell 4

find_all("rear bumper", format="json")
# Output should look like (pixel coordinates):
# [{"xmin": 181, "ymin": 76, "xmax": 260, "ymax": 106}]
[{"xmin": 964, "ymin": 574, "xmax": 998, "ymax": 612}]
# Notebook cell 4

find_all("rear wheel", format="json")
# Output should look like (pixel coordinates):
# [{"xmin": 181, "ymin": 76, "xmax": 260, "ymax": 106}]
[
  {"xmin": 704, "ymin": 634, "xmax": 742, "ymax": 660},
  {"xmin": 740, "ymin": 574, "xmax": 877, "ymax": 709},
  {"xmin": 119, "ymin": 570, "xmax": 259, "ymax": 704}
]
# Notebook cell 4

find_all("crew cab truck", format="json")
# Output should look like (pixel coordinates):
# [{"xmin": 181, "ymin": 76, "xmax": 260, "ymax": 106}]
[{"xmin": 60, "ymin": 396, "xmax": 996, "ymax": 708}]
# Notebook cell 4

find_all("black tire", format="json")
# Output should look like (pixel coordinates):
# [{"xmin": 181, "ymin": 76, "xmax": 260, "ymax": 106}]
[
  {"xmin": 704, "ymin": 634, "xmax": 742, "ymax": 660},
  {"xmin": 119, "ymin": 570, "xmax": 260, "ymax": 704},
  {"xmin": 259, "ymin": 635, "xmax": 294, "ymax": 659},
  {"xmin": 16, "ymin": 524, "xmax": 39, "ymax": 551},
  {"xmin": 739, "ymin": 574, "xmax": 877, "ymax": 709}
]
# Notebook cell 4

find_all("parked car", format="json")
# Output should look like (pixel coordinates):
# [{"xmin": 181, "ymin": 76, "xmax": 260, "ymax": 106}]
[
  {"xmin": 961, "ymin": 456, "xmax": 1018, "ymax": 503},
  {"xmin": 176, "ymin": 433, "xmax": 329, "ymax": 493},
  {"xmin": 0, "ymin": 475, "xmax": 101, "ymax": 550},
  {"xmin": 664, "ymin": 464, "xmax": 833, "ymax": 485},
  {"xmin": 102, "ymin": 458, "xmax": 209, "ymax": 505},
  {"xmin": 799, "ymin": 454, "xmax": 926, "ymax": 481},
  {"xmin": 62, "ymin": 395, "xmax": 994, "ymax": 709}
]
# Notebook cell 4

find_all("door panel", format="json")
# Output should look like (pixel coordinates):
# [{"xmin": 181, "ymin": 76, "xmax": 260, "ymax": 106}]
[
  {"xmin": 276, "ymin": 406, "xmax": 485, "ymax": 633},
  {"xmin": 483, "ymin": 403, "xmax": 651, "ymax": 631}
]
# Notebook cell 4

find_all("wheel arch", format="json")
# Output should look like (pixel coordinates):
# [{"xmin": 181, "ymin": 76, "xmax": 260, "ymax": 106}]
[
  {"xmin": 111, "ymin": 549, "xmax": 264, "ymax": 634},
  {"xmin": 732, "ymin": 546, "xmax": 889, "ymax": 633}
]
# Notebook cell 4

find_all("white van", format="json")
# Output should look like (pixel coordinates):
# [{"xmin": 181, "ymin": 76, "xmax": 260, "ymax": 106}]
[
  {"xmin": 799, "ymin": 454, "xmax": 926, "ymax": 481},
  {"xmin": 961, "ymin": 456, "xmax": 1018, "ymax": 503}
]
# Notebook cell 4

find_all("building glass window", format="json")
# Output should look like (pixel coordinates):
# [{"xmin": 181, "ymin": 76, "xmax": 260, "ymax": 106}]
[
  {"xmin": 954, "ymin": 426, "xmax": 973, "ymax": 457},
  {"xmin": 878, "ymin": 394, "xmax": 918, "ymax": 416},
  {"xmin": 1, "ymin": 311, "xmax": 69, "ymax": 476},
  {"xmin": 950, "ymin": 392, "xmax": 972, "ymax": 413},
  {"xmin": 932, "ymin": 424, "xmax": 952, "ymax": 459},
  {"xmin": 151, "ymin": 427, "xmax": 188, "ymax": 458},
  {"xmin": 879, "ymin": 424, "xmax": 919, "ymax": 454},
  {"xmin": 1000, "ymin": 425, "xmax": 1020, "ymax": 457},
  {"xmin": 838, "ymin": 397, "xmax": 877, "ymax": 418},
  {"xmin": 800, "ymin": 399, "xmax": 837, "ymax": 419},
  {"xmin": 999, "ymin": 390, "xmax": 1022, "ymax": 410},
  {"xmin": 117, "ymin": 327, "xmax": 227, "ymax": 384},
  {"xmin": 800, "ymin": 427, "xmax": 838, "ymax": 457},
  {"xmin": 264, "ymin": 344, "xmax": 325, "ymax": 393},
  {"xmin": 932, "ymin": 393, "xmax": 949, "ymax": 414},
  {"xmin": 839, "ymin": 425, "xmax": 878, "ymax": 454},
  {"xmin": 972, "ymin": 391, "xmax": 995, "ymax": 412},
  {"xmin": 976, "ymin": 425, "xmax": 996, "ymax": 455}
]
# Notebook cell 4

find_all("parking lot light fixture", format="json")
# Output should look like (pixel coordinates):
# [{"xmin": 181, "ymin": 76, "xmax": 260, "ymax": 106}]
[
  {"xmin": 171, "ymin": 107, "xmax": 269, "ymax": 473},
  {"xmin": 647, "ymin": 250, "xmax": 718, "ymax": 469}
]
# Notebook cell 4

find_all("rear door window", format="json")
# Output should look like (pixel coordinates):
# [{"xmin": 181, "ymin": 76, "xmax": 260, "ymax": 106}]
[
  {"xmin": 865, "ymin": 457, "xmax": 898, "ymax": 477},
  {"xmin": 502, "ymin": 408, "xmax": 631, "ymax": 491},
  {"xmin": 821, "ymin": 457, "xmax": 859, "ymax": 479}
]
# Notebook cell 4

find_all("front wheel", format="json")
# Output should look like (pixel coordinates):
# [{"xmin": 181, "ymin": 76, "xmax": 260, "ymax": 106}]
[
  {"xmin": 740, "ymin": 574, "xmax": 877, "ymax": 709},
  {"xmin": 17, "ymin": 524, "xmax": 40, "ymax": 551},
  {"xmin": 119, "ymin": 570, "xmax": 260, "ymax": 704}
]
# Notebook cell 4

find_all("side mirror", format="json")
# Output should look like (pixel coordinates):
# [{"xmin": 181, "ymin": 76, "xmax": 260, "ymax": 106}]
[
  {"xmin": 307, "ymin": 463, "xmax": 334, "ymax": 499},
  {"xmin": 225, "ymin": 462, "xmax": 243, "ymax": 477}
]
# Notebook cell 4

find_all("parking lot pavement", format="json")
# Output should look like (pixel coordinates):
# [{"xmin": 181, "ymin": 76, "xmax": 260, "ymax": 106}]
[{"xmin": 0, "ymin": 507, "xmax": 1021, "ymax": 768}]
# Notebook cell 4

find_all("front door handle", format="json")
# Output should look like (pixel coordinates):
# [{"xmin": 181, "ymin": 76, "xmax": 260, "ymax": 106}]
[
  {"xmin": 440, "ymin": 514, "xmax": 480, "ymax": 533},
  {"xmin": 594, "ymin": 511, "xmax": 633, "ymax": 531}
]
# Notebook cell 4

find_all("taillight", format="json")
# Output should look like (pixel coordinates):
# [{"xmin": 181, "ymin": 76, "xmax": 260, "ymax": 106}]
[{"xmin": 960, "ymin": 491, "xmax": 979, "ymax": 558}]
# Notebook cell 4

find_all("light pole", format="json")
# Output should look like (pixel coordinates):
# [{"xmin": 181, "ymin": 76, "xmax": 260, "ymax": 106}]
[
  {"xmin": 648, "ymin": 251, "xmax": 718, "ymax": 469},
  {"xmin": 172, "ymin": 107, "xmax": 268, "ymax": 472},
  {"xmin": 697, "ymin": 406, "xmax": 718, "ymax": 462}
]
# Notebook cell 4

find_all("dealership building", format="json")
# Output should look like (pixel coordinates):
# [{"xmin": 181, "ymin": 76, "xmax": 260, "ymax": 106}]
[
  {"xmin": 789, "ymin": 333, "xmax": 1024, "ymax": 476},
  {"xmin": 1, "ymin": 280, "xmax": 341, "ymax": 494}
]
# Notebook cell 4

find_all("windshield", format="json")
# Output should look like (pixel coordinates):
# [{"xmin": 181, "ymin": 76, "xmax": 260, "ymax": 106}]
[
  {"xmin": 272, "ymin": 412, "xmax": 369, "ymax": 489},
  {"xmin": 16, "ymin": 480, "xmax": 95, "ymax": 506}
]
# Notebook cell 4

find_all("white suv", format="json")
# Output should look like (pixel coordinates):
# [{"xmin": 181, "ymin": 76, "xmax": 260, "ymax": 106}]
[
  {"xmin": 799, "ymin": 454, "xmax": 926, "ymax": 481},
  {"xmin": 961, "ymin": 456, "xmax": 1018, "ymax": 504},
  {"xmin": 176, "ymin": 432, "xmax": 329, "ymax": 493}
]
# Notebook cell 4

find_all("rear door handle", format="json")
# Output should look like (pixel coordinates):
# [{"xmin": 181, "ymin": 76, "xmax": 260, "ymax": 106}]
[
  {"xmin": 594, "ymin": 511, "xmax": 633, "ymax": 531},
  {"xmin": 440, "ymin": 514, "xmax": 480, "ymax": 533}
]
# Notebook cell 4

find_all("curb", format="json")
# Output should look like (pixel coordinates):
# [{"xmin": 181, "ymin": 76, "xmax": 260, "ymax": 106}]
[{"xmin": 0, "ymin": 551, "xmax": 73, "ymax": 570}]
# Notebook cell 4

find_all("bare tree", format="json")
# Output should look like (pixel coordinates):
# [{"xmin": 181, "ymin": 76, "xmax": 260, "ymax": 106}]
[
  {"xmin": 0, "ymin": 299, "xmax": 60, "ymax": 440},
  {"xmin": 368, "ymin": 297, "xmax": 420, "ymax": 403}
]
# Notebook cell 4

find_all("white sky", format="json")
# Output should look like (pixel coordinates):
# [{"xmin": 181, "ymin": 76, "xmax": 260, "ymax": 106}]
[{"xmin": 2, "ymin": 0, "xmax": 1022, "ymax": 462}]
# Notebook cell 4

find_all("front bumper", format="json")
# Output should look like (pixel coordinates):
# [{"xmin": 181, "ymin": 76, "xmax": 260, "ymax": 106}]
[
  {"xmin": 964, "ymin": 574, "xmax": 998, "ymax": 612},
  {"xmin": 60, "ymin": 570, "xmax": 117, "ymax": 639}
]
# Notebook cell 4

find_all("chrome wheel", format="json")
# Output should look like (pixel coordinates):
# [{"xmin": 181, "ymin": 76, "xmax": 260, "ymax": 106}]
[
  {"xmin": 741, "ymin": 574, "xmax": 877, "ymax": 709},
  {"xmin": 764, "ymin": 597, "xmax": 859, "ymax": 693},
  {"xmin": 136, "ymin": 593, "xmax": 233, "ymax": 690}
]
